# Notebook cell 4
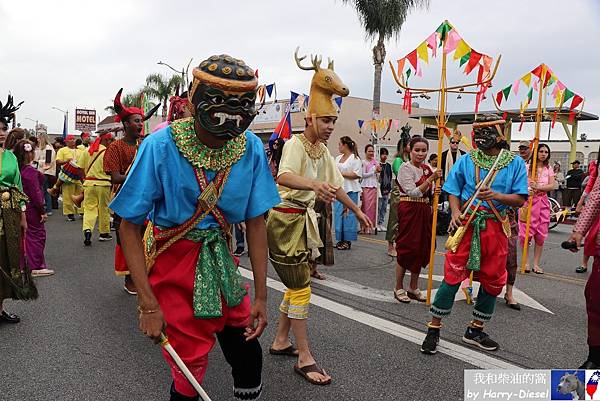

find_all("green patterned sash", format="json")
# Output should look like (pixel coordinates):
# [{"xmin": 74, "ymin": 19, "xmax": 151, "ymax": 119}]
[
  {"xmin": 184, "ymin": 228, "xmax": 246, "ymax": 318},
  {"xmin": 466, "ymin": 210, "xmax": 498, "ymax": 272}
]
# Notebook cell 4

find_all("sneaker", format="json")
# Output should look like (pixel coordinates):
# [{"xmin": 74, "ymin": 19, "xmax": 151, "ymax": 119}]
[
  {"xmin": 378, "ymin": 225, "xmax": 387, "ymax": 232},
  {"xmin": 47, "ymin": 211, "xmax": 53, "ymax": 216},
  {"xmin": 462, "ymin": 326, "xmax": 499, "ymax": 351},
  {"xmin": 233, "ymin": 246, "xmax": 245, "ymax": 257},
  {"xmin": 99, "ymin": 234, "xmax": 113, "ymax": 242},
  {"xmin": 575, "ymin": 265, "xmax": 587, "ymax": 273},
  {"xmin": 67, "ymin": 214, "xmax": 76, "ymax": 222},
  {"xmin": 84, "ymin": 229, "xmax": 92, "ymax": 246},
  {"xmin": 31, "ymin": 268, "xmax": 55, "ymax": 277},
  {"xmin": 421, "ymin": 327, "xmax": 440, "ymax": 354}
]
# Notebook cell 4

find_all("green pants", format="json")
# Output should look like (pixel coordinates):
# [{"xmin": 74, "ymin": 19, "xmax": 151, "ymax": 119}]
[{"xmin": 430, "ymin": 280, "xmax": 497, "ymax": 322}]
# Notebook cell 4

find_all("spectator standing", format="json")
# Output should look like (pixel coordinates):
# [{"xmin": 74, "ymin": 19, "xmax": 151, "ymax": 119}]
[
  {"xmin": 334, "ymin": 136, "xmax": 362, "ymax": 250},
  {"xmin": 564, "ymin": 160, "xmax": 585, "ymax": 207},
  {"xmin": 360, "ymin": 144, "xmax": 379, "ymax": 235},
  {"xmin": 440, "ymin": 136, "xmax": 465, "ymax": 180},
  {"xmin": 36, "ymin": 133, "xmax": 56, "ymax": 215},
  {"xmin": 377, "ymin": 148, "xmax": 392, "ymax": 232}
]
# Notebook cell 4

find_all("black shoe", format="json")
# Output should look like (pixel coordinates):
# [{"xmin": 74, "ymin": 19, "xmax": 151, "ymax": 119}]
[
  {"xmin": 84, "ymin": 229, "xmax": 92, "ymax": 246},
  {"xmin": 0, "ymin": 310, "xmax": 20, "ymax": 324},
  {"xmin": 99, "ymin": 234, "xmax": 113, "ymax": 242},
  {"xmin": 67, "ymin": 214, "xmax": 76, "ymax": 222},
  {"xmin": 170, "ymin": 382, "xmax": 199, "ymax": 401},
  {"xmin": 579, "ymin": 360, "xmax": 600, "ymax": 369},
  {"xmin": 504, "ymin": 295, "xmax": 521, "ymax": 311},
  {"xmin": 233, "ymin": 246, "xmax": 245, "ymax": 257},
  {"xmin": 462, "ymin": 326, "xmax": 499, "ymax": 351},
  {"xmin": 576, "ymin": 265, "xmax": 588, "ymax": 273},
  {"xmin": 421, "ymin": 327, "xmax": 440, "ymax": 354}
]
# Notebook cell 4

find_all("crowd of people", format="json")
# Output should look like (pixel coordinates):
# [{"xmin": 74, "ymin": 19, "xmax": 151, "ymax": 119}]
[{"xmin": 1, "ymin": 50, "xmax": 599, "ymax": 401}]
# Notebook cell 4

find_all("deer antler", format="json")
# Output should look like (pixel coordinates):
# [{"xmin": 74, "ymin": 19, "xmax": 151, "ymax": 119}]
[
  {"xmin": 327, "ymin": 58, "xmax": 334, "ymax": 71},
  {"xmin": 294, "ymin": 47, "xmax": 320, "ymax": 71}
]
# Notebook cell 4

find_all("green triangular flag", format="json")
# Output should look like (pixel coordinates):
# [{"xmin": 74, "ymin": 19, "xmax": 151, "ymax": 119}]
[
  {"xmin": 436, "ymin": 21, "xmax": 452, "ymax": 42},
  {"xmin": 563, "ymin": 88, "xmax": 575, "ymax": 103},
  {"xmin": 406, "ymin": 68, "xmax": 412, "ymax": 79},
  {"xmin": 527, "ymin": 87, "xmax": 533, "ymax": 101},
  {"xmin": 547, "ymin": 76, "xmax": 556, "ymax": 86},
  {"xmin": 502, "ymin": 85, "xmax": 512, "ymax": 101},
  {"xmin": 459, "ymin": 51, "xmax": 471, "ymax": 67}
]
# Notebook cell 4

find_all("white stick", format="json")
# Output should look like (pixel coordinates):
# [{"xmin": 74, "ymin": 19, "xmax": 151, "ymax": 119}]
[
  {"xmin": 160, "ymin": 334, "xmax": 213, "ymax": 401},
  {"xmin": 461, "ymin": 148, "xmax": 506, "ymax": 217}
]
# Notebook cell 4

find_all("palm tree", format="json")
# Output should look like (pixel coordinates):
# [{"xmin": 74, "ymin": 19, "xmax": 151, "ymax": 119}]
[
  {"xmin": 104, "ymin": 90, "xmax": 147, "ymax": 114},
  {"xmin": 144, "ymin": 73, "xmax": 183, "ymax": 119},
  {"xmin": 342, "ymin": 0, "xmax": 429, "ymax": 127}
]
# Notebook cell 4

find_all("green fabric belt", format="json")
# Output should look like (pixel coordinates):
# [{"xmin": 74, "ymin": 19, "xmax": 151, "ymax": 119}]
[
  {"xmin": 466, "ymin": 210, "xmax": 498, "ymax": 272},
  {"xmin": 184, "ymin": 228, "xmax": 246, "ymax": 318}
]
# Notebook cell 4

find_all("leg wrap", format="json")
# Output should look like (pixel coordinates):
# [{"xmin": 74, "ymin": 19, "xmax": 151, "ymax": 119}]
[
  {"xmin": 430, "ymin": 280, "xmax": 460, "ymax": 319},
  {"xmin": 170, "ymin": 382, "xmax": 199, "ymax": 401},
  {"xmin": 472, "ymin": 285, "xmax": 497, "ymax": 322},
  {"xmin": 217, "ymin": 326, "xmax": 263, "ymax": 400}
]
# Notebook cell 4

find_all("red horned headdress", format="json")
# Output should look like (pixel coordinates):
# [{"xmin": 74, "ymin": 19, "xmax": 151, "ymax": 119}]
[{"xmin": 113, "ymin": 88, "xmax": 160, "ymax": 123}]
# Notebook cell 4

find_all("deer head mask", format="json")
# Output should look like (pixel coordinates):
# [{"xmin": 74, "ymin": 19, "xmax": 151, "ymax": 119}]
[{"xmin": 295, "ymin": 47, "xmax": 349, "ymax": 118}]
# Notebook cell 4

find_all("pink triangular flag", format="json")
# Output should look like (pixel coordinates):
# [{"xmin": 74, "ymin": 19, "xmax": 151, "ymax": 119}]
[
  {"xmin": 416, "ymin": 63, "xmax": 423, "ymax": 77},
  {"xmin": 551, "ymin": 85, "xmax": 559, "ymax": 99},
  {"xmin": 443, "ymin": 30, "xmax": 461, "ymax": 54},
  {"xmin": 556, "ymin": 80, "xmax": 566, "ymax": 90},
  {"xmin": 513, "ymin": 79, "xmax": 520, "ymax": 96},
  {"xmin": 533, "ymin": 79, "xmax": 539, "ymax": 91},
  {"xmin": 426, "ymin": 32, "xmax": 437, "ymax": 58}
]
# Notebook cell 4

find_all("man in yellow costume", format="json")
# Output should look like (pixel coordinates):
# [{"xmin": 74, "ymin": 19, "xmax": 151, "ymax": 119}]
[
  {"xmin": 79, "ymin": 133, "xmax": 114, "ymax": 246},
  {"xmin": 267, "ymin": 48, "xmax": 372, "ymax": 385},
  {"xmin": 55, "ymin": 134, "xmax": 83, "ymax": 221}
]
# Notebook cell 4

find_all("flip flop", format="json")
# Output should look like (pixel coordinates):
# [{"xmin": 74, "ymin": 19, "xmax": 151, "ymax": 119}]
[
  {"xmin": 294, "ymin": 363, "xmax": 331, "ymax": 385},
  {"xmin": 311, "ymin": 271, "xmax": 326, "ymax": 280},
  {"xmin": 269, "ymin": 344, "xmax": 299, "ymax": 357},
  {"xmin": 393, "ymin": 289, "xmax": 411, "ymax": 304},
  {"xmin": 532, "ymin": 266, "xmax": 544, "ymax": 274}
]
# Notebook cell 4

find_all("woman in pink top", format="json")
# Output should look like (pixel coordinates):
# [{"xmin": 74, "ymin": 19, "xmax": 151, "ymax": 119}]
[
  {"xmin": 518, "ymin": 144, "xmax": 555, "ymax": 274},
  {"xmin": 360, "ymin": 144, "xmax": 380, "ymax": 235}
]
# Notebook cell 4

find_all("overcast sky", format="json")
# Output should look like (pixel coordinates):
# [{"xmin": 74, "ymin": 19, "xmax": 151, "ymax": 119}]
[{"xmin": 2, "ymin": 0, "xmax": 599, "ymax": 139}]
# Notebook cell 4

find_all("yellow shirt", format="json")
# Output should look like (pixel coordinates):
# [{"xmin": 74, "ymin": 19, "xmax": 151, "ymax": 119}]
[
  {"xmin": 76, "ymin": 144, "xmax": 87, "ymax": 163},
  {"xmin": 56, "ymin": 146, "xmax": 79, "ymax": 164},
  {"xmin": 277, "ymin": 134, "xmax": 344, "ymax": 205},
  {"xmin": 79, "ymin": 145, "xmax": 111, "ymax": 187}
]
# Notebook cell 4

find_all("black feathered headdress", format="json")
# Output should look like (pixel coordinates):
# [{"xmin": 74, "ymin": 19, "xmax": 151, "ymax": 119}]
[{"xmin": 0, "ymin": 94, "xmax": 24, "ymax": 126}]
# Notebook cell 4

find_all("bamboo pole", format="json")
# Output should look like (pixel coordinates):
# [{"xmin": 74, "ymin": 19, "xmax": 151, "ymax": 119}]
[
  {"xmin": 519, "ymin": 64, "xmax": 547, "ymax": 274},
  {"xmin": 426, "ymin": 48, "xmax": 448, "ymax": 305}
]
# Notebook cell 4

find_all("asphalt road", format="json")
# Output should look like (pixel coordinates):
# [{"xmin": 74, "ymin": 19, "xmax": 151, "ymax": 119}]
[{"xmin": 0, "ymin": 214, "xmax": 590, "ymax": 401}]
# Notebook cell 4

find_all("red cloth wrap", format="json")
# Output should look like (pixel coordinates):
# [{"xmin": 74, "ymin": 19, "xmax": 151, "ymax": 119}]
[
  {"xmin": 149, "ymin": 236, "xmax": 251, "ymax": 397},
  {"xmin": 444, "ymin": 216, "xmax": 508, "ymax": 296},
  {"xmin": 587, "ymin": 256, "xmax": 600, "ymax": 347},
  {"xmin": 114, "ymin": 244, "xmax": 129, "ymax": 276},
  {"xmin": 396, "ymin": 201, "xmax": 432, "ymax": 273}
]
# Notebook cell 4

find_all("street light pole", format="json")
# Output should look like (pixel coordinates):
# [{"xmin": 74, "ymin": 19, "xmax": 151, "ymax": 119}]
[
  {"xmin": 158, "ymin": 59, "xmax": 193, "ymax": 89},
  {"xmin": 52, "ymin": 106, "xmax": 68, "ymax": 135},
  {"xmin": 25, "ymin": 117, "xmax": 39, "ymax": 135}
]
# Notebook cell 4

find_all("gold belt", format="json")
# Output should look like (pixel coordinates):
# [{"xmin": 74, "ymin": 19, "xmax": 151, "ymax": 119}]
[{"xmin": 399, "ymin": 196, "xmax": 429, "ymax": 204}]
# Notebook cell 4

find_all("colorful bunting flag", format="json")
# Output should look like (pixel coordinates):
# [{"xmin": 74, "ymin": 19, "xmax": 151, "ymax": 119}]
[
  {"xmin": 570, "ymin": 94, "xmax": 584, "ymax": 110},
  {"xmin": 406, "ymin": 68, "xmax": 412, "ymax": 79},
  {"xmin": 266, "ymin": 83, "xmax": 275, "ymax": 97},
  {"xmin": 527, "ymin": 87, "xmax": 533, "ymax": 102},
  {"xmin": 436, "ymin": 21, "xmax": 452, "ymax": 42},
  {"xmin": 444, "ymin": 30, "xmax": 461, "ymax": 54},
  {"xmin": 513, "ymin": 79, "xmax": 521, "ymax": 95},
  {"xmin": 459, "ymin": 51, "xmax": 471, "ymax": 67},
  {"xmin": 397, "ymin": 58, "xmax": 406, "ymax": 75},
  {"xmin": 290, "ymin": 91, "xmax": 299, "ymax": 106},
  {"xmin": 426, "ymin": 33, "xmax": 437, "ymax": 57},
  {"xmin": 502, "ymin": 85, "xmax": 512, "ymax": 101},
  {"xmin": 496, "ymin": 91, "xmax": 503, "ymax": 106},
  {"xmin": 417, "ymin": 41, "xmax": 429, "ymax": 64},
  {"xmin": 334, "ymin": 96, "xmax": 343, "ymax": 109},
  {"xmin": 521, "ymin": 73, "xmax": 532, "ymax": 87},
  {"xmin": 453, "ymin": 39, "xmax": 470, "ymax": 61},
  {"xmin": 563, "ymin": 88, "xmax": 575, "ymax": 103},
  {"xmin": 357, "ymin": 120, "xmax": 364, "ymax": 129},
  {"xmin": 554, "ymin": 90, "xmax": 563, "ymax": 107},
  {"xmin": 406, "ymin": 49, "xmax": 418, "ymax": 70},
  {"xmin": 556, "ymin": 80, "xmax": 566, "ymax": 90},
  {"xmin": 464, "ymin": 50, "xmax": 482, "ymax": 75},
  {"xmin": 531, "ymin": 64, "xmax": 543, "ymax": 78}
]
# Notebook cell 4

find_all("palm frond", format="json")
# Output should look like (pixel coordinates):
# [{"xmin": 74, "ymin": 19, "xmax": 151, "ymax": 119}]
[{"xmin": 341, "ymin": 0, "xmax": 429, "ymax": 41}]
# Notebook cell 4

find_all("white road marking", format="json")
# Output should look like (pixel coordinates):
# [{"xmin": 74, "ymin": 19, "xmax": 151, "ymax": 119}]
[
  {"xmin": 310, "ymin": 273, "xmax": 553, "ymax": 314},
  {"xmin": 239, "ymin": 268, "xmax": 520, "ymax": 370}
]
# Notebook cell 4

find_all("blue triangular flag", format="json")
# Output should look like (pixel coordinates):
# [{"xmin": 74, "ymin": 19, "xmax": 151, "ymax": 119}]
[
  {"xmin": 62, "ymin": 114, "xmax": 68, "ymax": 139},
  {"xmin": 303, "ymin": 94, "xmax": 309, "ymax": 106},
  {"xmin": 334, "ymin": 96, "xmax": 343, "ymax": 109},
  {"xmin": 266, "ymin": 84, "xmax": 274, "ymax": 97},
  {"xmin": 290, "ymin": 91, "xmax": 300, "ymax": 105}
]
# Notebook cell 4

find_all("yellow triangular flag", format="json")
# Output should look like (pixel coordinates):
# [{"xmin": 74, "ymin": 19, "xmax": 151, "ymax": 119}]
[
  {"xmin": 555, "ymin": 90, "xmax": 563, "ymax": 107},
  {"xmin": 521, "ymin": 72, "xmax": 532, "ymax": 87},
  {"xmin": 453, "ymin": 39, "xmax": 470, "ymax": 61},
  {"xmin": 417, "ymin": 41, "xmax": 429, "ymax": 64}
]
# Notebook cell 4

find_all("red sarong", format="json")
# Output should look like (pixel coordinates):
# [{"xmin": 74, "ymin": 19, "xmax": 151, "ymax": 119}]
[
  {"xmin": 149, "ymin": 236, "xmax": 251, "ymax": 396},
  {"xmin": 396, "ymin": 201, "xmax": 432, "ymax": 273},
  {"xmin": 444, "ymin": 218, "xmax": 508, "ymax": 296},
  {"xmin": 114, "ymin": 244, "xmax": 128, "ymax": 276}
]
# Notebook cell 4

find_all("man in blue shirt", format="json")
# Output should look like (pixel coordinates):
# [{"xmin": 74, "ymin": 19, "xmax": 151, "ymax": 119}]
[
  {"xmin": 421, "ymin": 115, "xmax": 528, "ymax": 356},
  {"xmin": 111, "ymin": 54, "xmax": 279, "ymax": 401}
]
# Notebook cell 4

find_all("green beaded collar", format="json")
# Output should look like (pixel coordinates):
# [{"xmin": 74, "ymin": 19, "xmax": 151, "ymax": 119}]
[
  {"xmin": 170, "ymin": 117, "xmax": 247, "ymax": 171},
  {"xmin": 469, "ymin": 149, "xmax": 514, "ymax": 170}
]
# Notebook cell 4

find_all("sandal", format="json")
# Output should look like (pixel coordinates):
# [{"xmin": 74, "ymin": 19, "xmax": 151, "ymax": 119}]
[
  {"xmin": 524, "ymin": 264, "xmax": 531, "ymax": 273},
  {"xmin": 576, "ymin": 265, "xmax": 587, "ymax": 273},
  {"xmin": 269, "ymin": 344, "xmax": 299, "ymax": 357},
  {"xmin": 532, "ymin": 265, "xmax": 544, "ymax": 274},
  {"xmin": 336, "ymin": 241, "xmax": 350, "ymax": 250},
  {"xmin": 407, "ymin": 288, "xmax": 427, "ymax": 302},
  {"xmin": 393, "ymin": 289, "xmax": 411, "ymax": 304},
  {"xmin": 294, "ymin": 363, "xmax": 332, "ymax": 385},
  {"xmin": 311, "ymin": 270, "xmax": 326, "ymax": 280}
]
